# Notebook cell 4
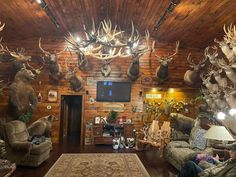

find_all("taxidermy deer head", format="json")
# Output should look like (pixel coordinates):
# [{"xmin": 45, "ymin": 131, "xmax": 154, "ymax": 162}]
[
  {"xmin": 155, "ymin": 41, "xmax": 179, "ymax": 82},
  {"xmin": 184, "ymin": 53, "xmax": 206, "ymax": 85},
  {"xmin": 65, "ymin": 59, "xmax": 84, "ymax": 92},
  {"xmin": 223, "ymin": 86, "xmax": 236, "ymax": 109},
  {"xmin": 39, "ymin": 38, "xmax": 66, "ymax": 82}
]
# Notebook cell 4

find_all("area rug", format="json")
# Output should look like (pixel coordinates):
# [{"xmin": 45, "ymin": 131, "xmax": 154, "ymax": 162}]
[{"xmin": 44, "ymin": 153, "xmax": 150, "ymax": 177}]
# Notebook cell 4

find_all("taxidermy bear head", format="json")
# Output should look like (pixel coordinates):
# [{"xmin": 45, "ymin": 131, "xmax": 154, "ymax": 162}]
[{"xmin": 14, "ymin": 68, "xmax": 35, "ymax": 82}]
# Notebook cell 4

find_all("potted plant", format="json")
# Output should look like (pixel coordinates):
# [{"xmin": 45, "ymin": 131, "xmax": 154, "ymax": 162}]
[{"xmin": 107, "ymin": 110, "xmax": 118, "ymax": 123}]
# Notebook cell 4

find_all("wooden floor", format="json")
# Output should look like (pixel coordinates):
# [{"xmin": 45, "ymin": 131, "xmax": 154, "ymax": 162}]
[{"xmin": 11, "ymin": 138, "xmax": 178, "ymax": 177}]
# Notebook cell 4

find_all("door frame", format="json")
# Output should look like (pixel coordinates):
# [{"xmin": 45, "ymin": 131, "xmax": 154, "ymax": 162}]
[{"xmin": 59, "ymin": 94, "xmax": 84, "ymax": 146}]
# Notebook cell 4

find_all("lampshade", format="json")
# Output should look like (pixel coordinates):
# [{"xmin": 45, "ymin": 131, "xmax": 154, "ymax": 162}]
[{"xmin": 204, "ymin": 125, "xmax": 235, "ymax": 141}]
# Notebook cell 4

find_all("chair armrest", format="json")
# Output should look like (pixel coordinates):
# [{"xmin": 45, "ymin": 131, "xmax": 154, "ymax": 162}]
[{"xmin": 11, "ymin": 142, "xmax": 32, "ymax": 152}]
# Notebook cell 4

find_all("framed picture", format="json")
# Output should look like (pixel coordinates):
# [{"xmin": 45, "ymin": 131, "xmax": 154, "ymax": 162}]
[
  {"xmin": 48, "ymin": 90, "xmax": 58, "ymax": 102},
  {"xmin": 94, "ymin": 117, "xmax": 101, "ymax": 124}
]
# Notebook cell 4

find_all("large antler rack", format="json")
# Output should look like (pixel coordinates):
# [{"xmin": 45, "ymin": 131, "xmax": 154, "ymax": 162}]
[
  {"xmin": 155, "ymin": 41, "xmax": 179, "ymax": 62},
  {"xmin": 65, "ymin": 19, "xmax": 151, "ymax": 61}
]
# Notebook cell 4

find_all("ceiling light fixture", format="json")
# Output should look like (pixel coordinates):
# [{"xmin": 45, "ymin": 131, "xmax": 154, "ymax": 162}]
[
  {"xmin": 154, "ymin": 0, "xmax": 181, "ymax": 31},
  {"xmin": 217, "ymin": 112, "xmax": 226, "ymax": 120},
  {"xmin": 35, "ymin": 0, "xmax": 60, "ymax": 29}
]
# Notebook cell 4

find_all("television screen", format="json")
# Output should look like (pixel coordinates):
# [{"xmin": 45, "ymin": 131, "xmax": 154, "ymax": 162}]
[{"xmin": 96, "ymin": 81, "xmax": 131, "ymax": 102}]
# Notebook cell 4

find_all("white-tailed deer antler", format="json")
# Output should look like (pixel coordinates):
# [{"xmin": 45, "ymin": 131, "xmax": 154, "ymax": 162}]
[
  {"xmin": 0, "ymin": 21, "xmax": 5, "ymax": 31},
  {"xmin": 156, "ymin": 41, "xmax": 179, "ymax": 62},
  {"xmin": 217, "ymin": 58, "xmax": 236, "ymax": 87},
  {"xmin": 0, "ymin": 38, "xmax": 6, "ymax": 54}
]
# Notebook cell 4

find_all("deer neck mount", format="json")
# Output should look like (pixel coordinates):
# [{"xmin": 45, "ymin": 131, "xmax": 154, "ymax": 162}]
[
  {"xmin": 155, "ymin": 41, "xmax": 179, "ymax": 82},
  {"xmin": 184, "ymin": 53, "xmax": 206, "ymax": 86},
  {"xmin": 39, "ymin": 38, "xmax": 66, "ymax": 82},
  {"xmin": 65, "ymin": 19, "xmax": 152, "ymax": 78},
  {"xmin": 65, "ymin": 59, "xmax": 83, "ymax": 92}
]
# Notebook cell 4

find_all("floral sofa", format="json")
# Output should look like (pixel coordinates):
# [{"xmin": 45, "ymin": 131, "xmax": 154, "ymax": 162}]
[{"xmin": 164, "ymin": 113, "xmax": 213, "ymax": 171}]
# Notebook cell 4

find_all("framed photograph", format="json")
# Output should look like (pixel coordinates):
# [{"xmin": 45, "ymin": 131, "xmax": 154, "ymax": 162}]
[
  {"xmin": 48, "ymin": 90, "xmax": 58, "ymax": 102},
  {"xmin": 94, "ymin": 117, "xmax": 101, "ymax": 124}
]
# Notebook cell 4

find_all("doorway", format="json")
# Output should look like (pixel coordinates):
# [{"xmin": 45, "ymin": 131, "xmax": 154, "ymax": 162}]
[{"xmin": 60, "ymin": 95, "xmax": 83, "ymax": 145}]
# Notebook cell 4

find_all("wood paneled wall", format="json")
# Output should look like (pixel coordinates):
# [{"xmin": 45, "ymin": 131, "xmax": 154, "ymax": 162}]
[{"xmin": 0, "ymin": 37, "xmax": 203, "ymax": 144}]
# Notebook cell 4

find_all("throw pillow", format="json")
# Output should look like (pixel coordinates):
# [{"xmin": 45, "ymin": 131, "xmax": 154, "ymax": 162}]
[{"xmin": 189, "ymin": 126, "xmax": 207, "ymax": 150}]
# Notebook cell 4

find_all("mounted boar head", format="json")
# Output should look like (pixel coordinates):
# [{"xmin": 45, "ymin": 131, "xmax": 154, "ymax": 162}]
[
  {"xmin": 39, "ymin": 38, "xmax": 66, "ymax": 82},
  {"xmin": 184, "ymin": 53, "xmax": 206, "ymax": 85},
  {"xmin": 155, "ymin": 41, "xmax": 179, "ymax": 82},
  {"xmin": 65, "ymin": 59, "xmax": 84, "ymax": 92}
]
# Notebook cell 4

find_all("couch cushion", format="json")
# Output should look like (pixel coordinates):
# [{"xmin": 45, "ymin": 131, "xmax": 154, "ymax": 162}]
[
  {"xmin": 189, "ymin": 122, "xmax": 207, "ymax": 150},
  {"xmin": 5, "ymin": 120, "xmax": 29, "ymax": 144},
  {"xmin": 30, "ymin": 141, "xmax": 51, "ymax": 155}
]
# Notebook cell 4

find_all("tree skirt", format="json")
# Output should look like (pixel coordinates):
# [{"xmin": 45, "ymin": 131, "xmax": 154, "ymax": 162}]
[{"xmin": 45, "ymin": 153, "xmax": 150, "ymax": 177}]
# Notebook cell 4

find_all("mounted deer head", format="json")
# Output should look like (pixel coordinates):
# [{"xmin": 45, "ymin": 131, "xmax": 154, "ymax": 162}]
[
  {"xmin": 39, "ymin": 38, "xmax": 66, "ymax": 82},
  {"xmin": 65, "ymin": 59, "xmax": 83, "ymax": 92},
  {"xmin": 155, "ymin": 41, "xmax": 179, "ymax": 82},
  {"xmin": 201, "ymin": 88, "xmax": 218, "ymax": 111},
  {"xmin": 223, "ymin": 24, "xmax": 236, "ymax": 58},
  {"xmin": 217, "ymin": 58, "xmax": 236, "ymax": 87},
  {"xmin": 210, "ymin": 90, "xmax": 229, "ymax": 111},
  {"xmin": 223, "ymin": 86, "xmax": 236, "ymax": 109},
  {"xmin": 215, "ymin": 25, "xmax": 235, "ymax": 62},
  {"xmin": 200, "ymin": 71, "xmax": 219, "ymax": 93},
  {"xmin": 127, "ymin": 30, "xmax": 153, "ymax": 81},
  {"xmin": 184, "ymin": 53, "xmax": 206, "ymax": 85},
  {"xmin": 204, "ymin": 46, "xmax": 219, "ymax": 66},
  {"xmin": 210, "ymin": 68, "xmax": 228, "ymax": 89}
]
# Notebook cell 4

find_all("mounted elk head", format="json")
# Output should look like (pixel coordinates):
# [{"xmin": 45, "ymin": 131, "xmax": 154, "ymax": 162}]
[
  {"xmin": 184, "ymin": 53, "xmax": 206, "ymax": 85},
  {"xmin": 65, "ymin": 59, "xmax": 83, "ymax": 92},
  {"xmin": 6, "ymin": 47, "xmax": 32, "ymax": 75},
  {"xmin": 39, "ymin": 38, "xmax": 66, "ymax": 82},
  {"xmin": 155, "ymin": 41, "xmax": 179, "ymax": 82}
]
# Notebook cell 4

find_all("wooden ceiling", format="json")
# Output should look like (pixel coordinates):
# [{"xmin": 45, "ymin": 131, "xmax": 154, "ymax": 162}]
[{"xmin": 0, "ymin": 0, "xmax": 235, "ymax": 48}]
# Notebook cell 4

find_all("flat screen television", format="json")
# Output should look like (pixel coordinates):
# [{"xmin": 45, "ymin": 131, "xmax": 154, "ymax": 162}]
[{"xmin": 96, "ymin": 81, "xmax": 131, "ymax": 102}]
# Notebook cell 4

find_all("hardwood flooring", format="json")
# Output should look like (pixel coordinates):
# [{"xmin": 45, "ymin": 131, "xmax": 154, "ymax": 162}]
[{"xmin": 11, "ymin": 138, "xmax": 178, "ymax": 177}]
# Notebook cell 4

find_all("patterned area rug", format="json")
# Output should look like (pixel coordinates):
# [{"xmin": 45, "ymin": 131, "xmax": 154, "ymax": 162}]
[{"xmin": 45, "ymin": 153, "xmax": 150, "ymax": 177}]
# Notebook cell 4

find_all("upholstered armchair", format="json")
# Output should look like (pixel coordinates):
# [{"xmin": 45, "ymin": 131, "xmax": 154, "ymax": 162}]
[{"xmin": 3, "ymin": 120, "xmax": 52, "ymax": 167}]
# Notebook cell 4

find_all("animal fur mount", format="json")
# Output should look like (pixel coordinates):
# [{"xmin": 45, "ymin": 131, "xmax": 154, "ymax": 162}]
[
  {"xmin": 65, "ymin": 67, "xmax": 84, "ymax": 92},
  {"xmin": 127, "ymin": 54, "xmax": 140, "ymax": 81},
  {"xmin": 184, "ymin": 53, "xmax": 206, "ymax": 86},
  {"xmin": 7, "ymin": 68, "xmax": 38, "ymax": 119},
  {"xmin": 155, "ymin": 41, "xmax": 179, "ymax": 82},
  {"xmin": 27, "ymin": 115, "xmax": 55, "ymax": 137},
  {"xmin": 39, "ymin": 38, "xmax": 65, "ymax": 82}
]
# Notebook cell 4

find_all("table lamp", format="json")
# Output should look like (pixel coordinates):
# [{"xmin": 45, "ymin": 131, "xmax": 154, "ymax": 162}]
[{"xmin": 204, "ymin": 125, "xmax": 235, "ymax": 146}]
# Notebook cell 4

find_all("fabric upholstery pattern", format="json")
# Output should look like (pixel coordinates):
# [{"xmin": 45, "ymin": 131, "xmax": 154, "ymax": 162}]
[{"xmin": 3, "ymin": 120, "xmax": 52, "ymax": 167}]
